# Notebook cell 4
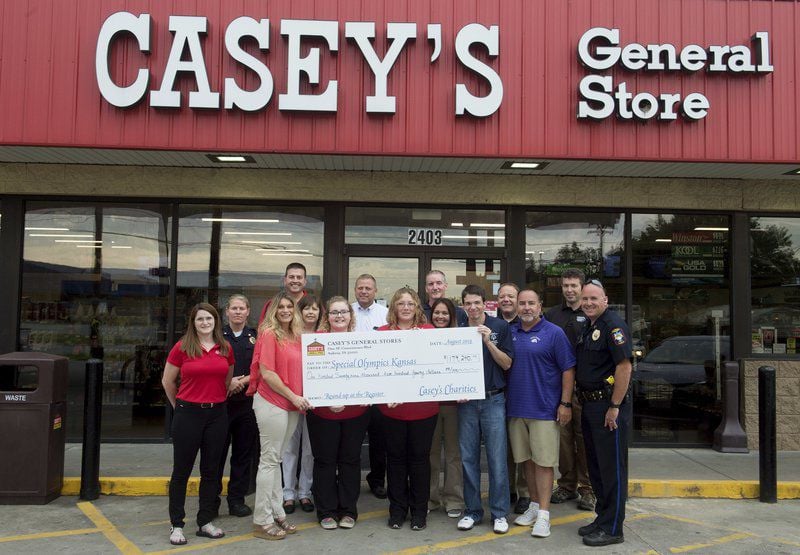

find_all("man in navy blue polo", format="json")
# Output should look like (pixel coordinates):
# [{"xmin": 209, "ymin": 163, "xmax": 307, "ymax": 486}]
[
  {"xmin": 456, "ymin": 284, "xmax": 514, "ymax": 535},
  {"xmin": 506, "ymin": 289, "xmax": 575, "ymax": 539}
]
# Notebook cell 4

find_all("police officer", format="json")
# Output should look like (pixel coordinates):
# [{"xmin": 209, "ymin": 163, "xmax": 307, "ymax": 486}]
[
  {"xmin": 574, "ymin": 280, "xmax": 632, "ymax": 547},
  {"xmin": 215, "ymin": 294, "xmax": 258, "ymax": 517}
]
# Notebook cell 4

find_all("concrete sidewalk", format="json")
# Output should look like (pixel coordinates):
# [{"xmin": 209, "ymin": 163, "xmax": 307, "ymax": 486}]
[{"xmin": 61, "ymin": 444, "xmax": 800, "ymax": 498}]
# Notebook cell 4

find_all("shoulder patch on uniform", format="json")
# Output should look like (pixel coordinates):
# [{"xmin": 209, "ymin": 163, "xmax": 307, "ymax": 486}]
[{"xmin": 610, "ymin": 328, "xmax": 626, "ymax": 346}]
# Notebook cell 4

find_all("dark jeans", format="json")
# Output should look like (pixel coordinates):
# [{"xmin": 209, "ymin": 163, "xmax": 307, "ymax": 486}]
[
  {"xmin": 169, "ymin": 401, "xmax": 228, "ymax": 528},
  {"xmin": 581, "ymin": 399, "xmax": 631, "ymax": 536},
  {"xmin": 383, "ymin": 414, "xmax": 438, "ymax": 523},
  {"xmin": 306, "ymin": 410, "xmax": 370, "ymax": 521},
  {"xmin": 216, "ymin": 398, "xmax": 258, "ymax": 508},
  {"xmin": 366, "ymin": 405, "xmax": 387, "ymax": 489}
]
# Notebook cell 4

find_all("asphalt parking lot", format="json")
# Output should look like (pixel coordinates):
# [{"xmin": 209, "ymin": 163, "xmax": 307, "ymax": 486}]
[{"xmin": 2, "ymin": 492, "xmax": 799, "ymax": 554}]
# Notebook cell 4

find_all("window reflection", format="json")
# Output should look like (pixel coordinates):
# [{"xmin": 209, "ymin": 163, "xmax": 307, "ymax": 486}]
[
  {"xmin": 20, "ymin": 203, "xmax": 170, "ymax": 440},
  {"xmin": 631, "ymin": 214, "xmax": 730, "ymax": 445},
  {"xmin": 176, "ymin": 206, "xmax": 324, "ymax": 332},
  {"xmin": 750, "ymin": 217, "xmax": 800, "ymax": 354}
]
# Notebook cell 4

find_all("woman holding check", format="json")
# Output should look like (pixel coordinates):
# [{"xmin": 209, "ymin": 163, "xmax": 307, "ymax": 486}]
[
  {"xmin": 306, "ymin": 296, "xmax": 371, "ymax": 530},
  {"xmin": 162, "ymin": 303, "xmax": 233, "ymax": 546},
  {"xmin": 246, "ymin": 292, "xmax": 312, "ymax": 541},
  {"xmin": 377, "ymin": 288, "xmax": 439, "ymax": 531}
]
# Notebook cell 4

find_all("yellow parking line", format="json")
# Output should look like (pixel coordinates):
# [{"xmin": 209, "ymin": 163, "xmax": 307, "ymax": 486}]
[
  {"xmin": 390, "ymin": 512, "xmax": 592, "ymax": 555},
  {"xmin": 0, "ymin": 527, "xmax": 101, "ymax": 543},
  {"xmin": 669, "ymin": 532, "xmax": 753, "ymax": 553},
  {"xmin": 77, "ymin": 501, "xmax": 144, "ymax": 555},
  {"xmin": 770, "ymin": 537, "xmax": 800, "ymax": 548}
]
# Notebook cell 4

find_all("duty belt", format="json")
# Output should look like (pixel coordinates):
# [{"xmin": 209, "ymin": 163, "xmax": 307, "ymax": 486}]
[{"xmin": 575, "ymin": 388, "xmax": 611, "ymax": 403}]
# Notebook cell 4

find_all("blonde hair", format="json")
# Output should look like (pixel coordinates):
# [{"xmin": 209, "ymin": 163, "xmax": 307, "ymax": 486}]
[
  {"xmin": 320, "ymin": 296, "xmax": 356, "ymax": 332},
  {"xmin": 258, "ymin": 292, "xmax": 302, "ymax": 342},
  {"xmin": 386, "ymin": 288, "xmax": 427, "ymax": 329}
]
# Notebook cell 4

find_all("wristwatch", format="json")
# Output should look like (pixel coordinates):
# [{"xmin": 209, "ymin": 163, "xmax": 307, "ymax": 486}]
[{"xmin": 559, "ymin": 401, "xmax": 572, "ymax": 408}]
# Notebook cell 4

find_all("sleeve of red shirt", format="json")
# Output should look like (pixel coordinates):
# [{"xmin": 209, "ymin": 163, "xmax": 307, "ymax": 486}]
[
  {"xmin": 224, "ymin": 342, "xmax": 235, "ymax": 366},
  {"xmin": 166, "ymin": 341, "xmax": 185, "ymax": 367}
]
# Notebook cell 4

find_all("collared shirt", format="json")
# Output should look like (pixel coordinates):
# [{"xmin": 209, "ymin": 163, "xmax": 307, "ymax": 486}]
[
  {"xmin": 575, "ymin": 309, "xmax": 632, "ymax": 389},
  {"xmin": 352, "ymin": 301, "xmax": 389, "ymax": 332},
  {"xmin": 223, "ymin": 324, "xmax": 257, "ymax": 402},
  {"xmin": 544, "ymin": 301, "xmax": 588, "ymax": 348},
  {"xmin": 470, "ymin": 313, "xmax": 514, "ymax": 391},
  {"xmin": 507, "ymin": 319, "xmax": 575, "ymax": 420},
  {"xmin": 167, "ymin": 341, "xmax": 234, "ymax": 404}
]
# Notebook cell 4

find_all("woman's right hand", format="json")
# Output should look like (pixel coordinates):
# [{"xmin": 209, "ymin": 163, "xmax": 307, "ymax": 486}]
[{"xmin": 292, "ymin": 394, "xmax": 313, "ymax": 411}]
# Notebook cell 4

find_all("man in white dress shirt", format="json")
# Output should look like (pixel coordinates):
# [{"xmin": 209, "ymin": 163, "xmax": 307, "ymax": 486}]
[{"xmin": 352, "ymin": 273, "xmax": 389, "ymax": 332}]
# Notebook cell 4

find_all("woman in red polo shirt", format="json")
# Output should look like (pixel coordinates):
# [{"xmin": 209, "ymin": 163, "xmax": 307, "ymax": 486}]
[
  {"xmin": 162, "ymin": 303, "xmax": 234, "ymax": 546},
  {"xmin": 246, "ymin": 292, "xmax": 311, "ymax": 541},
  {"xmin": 306, "ymin": 296, "xmax": 370, "ymax": 530},
  {"xmin": 378, "ymin": 288, "xmax": 439, "ymax": 531}
]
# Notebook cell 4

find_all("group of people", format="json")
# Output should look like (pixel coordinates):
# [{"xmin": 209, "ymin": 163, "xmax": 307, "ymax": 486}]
[{"xmin": 161, "ymin": 262, "xmax": 633, "ymax": 548}]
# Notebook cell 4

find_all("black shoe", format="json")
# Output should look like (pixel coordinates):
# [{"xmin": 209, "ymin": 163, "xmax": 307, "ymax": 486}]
[
  {"xmin": 283, "ymin": 500, "xmax": 296, "ymax": 514},
  {"xmin": 510, "ymin": 492, "xmax": 518, "ymax": 504},
  {"xmin": 578, "ymin": 522, "xmax": 600, "ymax": 536},
  {"xmin": 371, "ymin": 485, "xmax": 388, "ymax": 499},
  {"xmin": 583, "ymin": 529, "xmax": 624, "ymax": 547},
  {"xmin": 513, "ymin": 496, "xmax": 531, "ymax": 515},
  {"xmin": 299, "ymin": 498, "xmax": 315, "ymax": 512},
  {"xmin": 228, "ymin": 503, "xmax": 252, "ymax": 517},
  {"xmin": 388, "ymin": 518, "xmax": 403, "ymax": 529}
]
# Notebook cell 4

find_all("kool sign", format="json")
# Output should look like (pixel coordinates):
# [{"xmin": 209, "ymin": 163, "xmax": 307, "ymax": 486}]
[{"xmin": 95, "ymin": 12, "xmax": 503, "ymax": 117}]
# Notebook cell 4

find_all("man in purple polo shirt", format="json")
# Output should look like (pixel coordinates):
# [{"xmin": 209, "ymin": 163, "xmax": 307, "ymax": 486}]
[{"xmin": 506, "ymin": 289, "xmax": 575, "ymax": 539}]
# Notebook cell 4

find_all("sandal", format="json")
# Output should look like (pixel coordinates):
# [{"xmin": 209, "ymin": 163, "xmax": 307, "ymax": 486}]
[
  {"xmin": 196, "ymin": 522, "xmax": 225, "ymax": 539},
  {"xmin": 275, "ymin": 518, "xmax": 298, "ymax": 534},
  {"xmin": 253, "ymin": 523, "xmax": 286, "ymax": 541},
  {"xmin": 169, "ymin": 526, "xmax": 187, "ymax": 545}
]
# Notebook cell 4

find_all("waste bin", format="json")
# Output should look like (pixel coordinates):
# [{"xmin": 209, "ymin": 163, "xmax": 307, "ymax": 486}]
[{"xmin": 0, "ymin": 352, "xmax": 68, "ymax": 504}]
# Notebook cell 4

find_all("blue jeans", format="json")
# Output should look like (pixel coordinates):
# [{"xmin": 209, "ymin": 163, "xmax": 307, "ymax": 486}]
[{"xmin": 458, "ymin": 393, "xmax": 510, "ymax": 522}]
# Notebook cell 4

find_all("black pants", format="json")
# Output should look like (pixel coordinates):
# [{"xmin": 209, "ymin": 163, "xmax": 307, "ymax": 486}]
[
  {"xmin": 306, "ymin": 410, "xmax": 370, "ymax": 521},
  {"xmin": 366, "ymin": 405, "xmax": 387, "ymax": 489},
  {"xmin": 169, "ymin": 402, "xmax": 228, "ymax": 528},
  {"xmin": 383, "ymin": 414, "xmax": 438, "ymax": 522},
  {"xmin": 215, "ymin": 398, "xmax": 258, "ymax": 508},
  {"xmin": 581, "ymin": 399, "xmax": 631, "ymax": 536}
]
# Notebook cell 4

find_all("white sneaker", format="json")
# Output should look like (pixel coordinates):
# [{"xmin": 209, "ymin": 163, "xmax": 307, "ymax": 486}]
[
  {"xmin": 457, "ymin": 515, "xmax": 476, "ymax": 530},
  {"xmin": 531, "ymin": 516, "xmax": 551, "ymax": 538},
  {"xmin": 514, "ymin": 504, "xmax": 538, "ymax": 526},
  {"xmin": 493, "ymin": 517, "xmax": 509, "ymax": 534}
]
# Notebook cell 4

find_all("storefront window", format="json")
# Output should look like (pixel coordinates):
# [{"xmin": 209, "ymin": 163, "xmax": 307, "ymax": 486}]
[
  {"xmin": 176, "ymin": 205, "xmax": 324, "ymax": 332},
  {"xmin": 525, "ymin": 212, "xmax": 625, "ymax": 310},
  {"xmin": 750, "ymin": 216, "xmax": 800, "ymax": 354},
  {"xmin": 631, "ymin": 214, "xmax": 730, "ymax": 445},
  {"xmin": 20, "ymin": 203, "xmax": 170, "ymax": 440},
  {"xmin": 345, "ymin": 207, "xmax": 505, "ymax": 247}
]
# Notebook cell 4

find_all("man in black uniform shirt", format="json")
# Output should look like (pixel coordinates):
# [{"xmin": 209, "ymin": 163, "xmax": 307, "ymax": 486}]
[
  {"xmin": 574, "ymin": 281, "xmax": 632, "ymax": 547},
  {"xmin": 215, "ymin": 294, "xmax": 258, "ymax": 517}
]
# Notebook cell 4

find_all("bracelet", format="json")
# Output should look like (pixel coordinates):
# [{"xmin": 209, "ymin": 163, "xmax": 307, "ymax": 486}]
[
  {"xmin": 608, "ymin": 401, "xmax": 621, "ymax": 409},
  {"xmin": 559, "ymin": 401, "xmax": 572, "ymax": 408}
]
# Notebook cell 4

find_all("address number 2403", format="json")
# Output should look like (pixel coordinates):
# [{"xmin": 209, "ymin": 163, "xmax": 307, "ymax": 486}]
[{"xmin": 407, "ymin": 229, "xmax": 442, "ymax": 246}]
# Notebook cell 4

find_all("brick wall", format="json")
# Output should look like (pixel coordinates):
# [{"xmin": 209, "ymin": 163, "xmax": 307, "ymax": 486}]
[{"xmin": 743, "ymin": 359, "xmax": 800, "ymax": 451}]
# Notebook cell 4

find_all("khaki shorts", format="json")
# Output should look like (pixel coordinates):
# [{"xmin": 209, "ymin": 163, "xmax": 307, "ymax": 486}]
[{"xmin": 508, "ymin": 417, "xmax": 560, "ymax": 468}]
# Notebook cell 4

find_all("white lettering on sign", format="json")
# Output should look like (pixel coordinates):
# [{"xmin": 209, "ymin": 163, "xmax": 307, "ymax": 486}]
[
  {"xmin": 95, "ymin": 13, "xmax": 503, "ymax": 117},
  {"xmin": 576, "ymin": 27, "xmax": 773, "ymax": 122},
  {"xmin": 4, "ymin": 394, "xmax": 27, "ymax": 401}
]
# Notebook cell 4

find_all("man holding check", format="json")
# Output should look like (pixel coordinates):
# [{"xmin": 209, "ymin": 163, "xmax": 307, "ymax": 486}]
[{"xmin": 456, "ymin": 284, "xmax": 514, "ymax": 535}]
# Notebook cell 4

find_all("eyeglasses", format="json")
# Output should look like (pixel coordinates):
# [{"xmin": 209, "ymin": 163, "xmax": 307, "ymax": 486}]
[
  {"xmin": 396, "ymin": 302, "xmax": 416, "ymax": 307},
  {"xmin": 329, "ymin": 310, "xmax": 349, "ymax": 317}
]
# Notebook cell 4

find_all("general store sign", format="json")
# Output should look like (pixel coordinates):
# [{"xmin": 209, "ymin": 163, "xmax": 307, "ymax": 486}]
[{"xmin": 95, "ymin": 12, "xmax": 773, "ymax": 123}]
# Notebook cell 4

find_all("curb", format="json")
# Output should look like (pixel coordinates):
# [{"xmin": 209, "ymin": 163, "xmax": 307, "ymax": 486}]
[{"xmin": 61, "ymin": 477, "xmax": 800, "ymax": 499}]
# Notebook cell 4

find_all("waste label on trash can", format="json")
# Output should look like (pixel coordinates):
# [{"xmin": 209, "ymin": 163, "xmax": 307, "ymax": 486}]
[
  {"xmin": 53, "ymin": 416, "xmax": 62, "ymax": 430},
  {"xmin": 3, "ymin": 393, "xmax": 27, "ymax": 401}
]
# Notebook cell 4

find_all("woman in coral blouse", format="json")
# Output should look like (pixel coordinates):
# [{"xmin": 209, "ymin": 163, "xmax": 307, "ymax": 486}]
[
  {"xmin": 377, "ymin": 288, "xmax": 439, "ymax": 531},
  {"xmin": 306, "ymin": 296, "xmax": 371, "ymax": 530},
  {"xmin": 246, "ymin": 292, "xmax": 312, "ymax": 541}
]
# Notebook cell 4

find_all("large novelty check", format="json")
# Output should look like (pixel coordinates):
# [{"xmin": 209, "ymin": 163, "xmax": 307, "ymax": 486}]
[{"xmin": 302, "ymin": 327, "xmax": 485, "ymax": 407}]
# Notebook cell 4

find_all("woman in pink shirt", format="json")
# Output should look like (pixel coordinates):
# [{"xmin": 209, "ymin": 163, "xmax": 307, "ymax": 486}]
[
  {"xmin": 246, "ymin": 293, "xmax": 312, "ymax": 540},
  {"xmin": 377, "ymin": 288, "xmax": 439, "ymax": 531}
]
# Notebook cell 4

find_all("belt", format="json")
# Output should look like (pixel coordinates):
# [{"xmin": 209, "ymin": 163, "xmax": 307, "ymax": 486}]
[
  {"xmin": 575, "ymin": 388, "xmax": 610, "ymax": 403},
  {"xmin": 485, "ymin": 388, "xmax": 504, "ymax": 398},
  {"xmin": 176, "ymin": 399, "xmax": 226, "ymax": 409}
]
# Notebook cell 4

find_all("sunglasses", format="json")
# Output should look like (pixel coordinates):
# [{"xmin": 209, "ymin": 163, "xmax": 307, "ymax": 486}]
[{"xmin": 586, "ymin": 279, "xmax": 603, "ymax": 288}]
